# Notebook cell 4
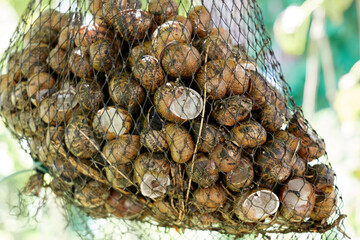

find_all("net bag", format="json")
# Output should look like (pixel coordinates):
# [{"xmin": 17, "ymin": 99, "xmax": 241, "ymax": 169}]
[{"xmin": 0, "ymin": 0, "xmax": 348, "ymax": 238}]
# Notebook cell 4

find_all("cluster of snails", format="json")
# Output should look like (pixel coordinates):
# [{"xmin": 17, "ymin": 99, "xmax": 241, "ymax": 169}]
[{"xmin": 0, "ymin": 0, "xmax": 337, "ymax": 234}]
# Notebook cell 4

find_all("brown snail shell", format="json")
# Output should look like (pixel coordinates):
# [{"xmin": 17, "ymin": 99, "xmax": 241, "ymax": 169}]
[
  {"xmin": 139, "ymin": 171, "xmax": 171, "ymax": 200},
  {"xmin": 134, "ymin": 152, "xmax": 170, "ymax": 182},
  {"xmin": 128, "ymin": 40, "xmax": 153, "ymax": 68},
  {"xmin": 151, "ymin": 199, "xmax": 179, "ymax": 221},
  {"xmin": 33, "ymin": 9, "xmax": 80, "ymax": 32},
  {"xmin": 134, "ymin": 153, "xmax": 171, "ymax": 199},
  {"xmin": 100, "ymin": 0, "xmax": 142, "ymax": 25},
  {"xmin": 7, "ymin": 52, "xmax": 23, "ymax": 82},
  {"xmin": 224, "ymin": 157, "xmax": 254, "ymax": 192},
  {"xmin": 74, "ymin": 23, "xmax": 112, "ymax": 48},
  {"xmin": 259, "ymin": 104, "xmax": 286, "ymax": 133},
  {"xmin": 279, "ymin": 178, "xmax": 315, "ymax": 222},
  {"xmin": 105, "ymin": 163, "xmax": 133, "ymax": 189},
  {"xmin": 161, "ymin": 43, "xmax": 201, "ymax": 78},
  {"xmin": 105, "ymin": 189, "xmax": 144, "ymax": 219},
  {"xmin": 148, "ymin": 0, "xmax": 178, "ymax": 24},
  {"xmin": 75, "ymin": 180, "xmax": 110, "ymax": 208},
  {"xmin": 195, "ymin": 59, "xmax": 229, "ymax": 100},
  {"xmin": 193, "ymin": 184, "xmax": 226, "ymax": 212},
  {"xmin": 190, "ymin": 213, "xmax": 219, "ymax": 229},
  {"xmin": 288, "ymin": 112, "xmax": 326, "ymax": 161},
  {"xmin": 232, "ymin": 120, "xmax": 267, "ymax": 148},
  {"xmin": 114, "ymin": 9, "xmax": 152, "ymax": 42},
  {"xmin": 45, "ymin": 126, "xmax": 65, "ymax": 147},
  {"xmin": 154, "ymin": 82, "xmax": 203, "ymax": 122},
  {"xmin": 11, "ymin": 81, "xmax": 30, "ymax": 110},
  {"xmin": 76, "ymin": 78, "xmax": 104, "ymax": 112},
  {"xmin": 188, "ymin": 5, "xmax": 213, "ymax": 38},
  {"xmin": 209, "ymin": 27, "xmax": 231, "ymax": 43},
  {"xmin": 89, "ymin": 39, "xmax": 118, "ymax": 72},
  {"xmin": 47, "ymin": 46, "xmax": 69, "ymax": 75},
  {"xmin": 192, "ymin": 121, "xmax": 223, "ymax": 153},
  {"xmin": 255, "ymin": 140, "xmax": 294, "ymax": 183},
  {"xmin": 132, "ymin": 55, "xmax": 165, "ymax": 92},
  {"xmin": 210, "ymin": 141, "xmax": 241, "ymax": 173},
  {"xmin": 306, "ymin": 164, "xmax": 335, "ymax": 191},
  {"xmin": 248, "ymin": 71, "xmax": 273, "ymax": 110},
  {"xmin": 102, "ymin": 135, "xmax": 140, "ymax": 165},
  {"xmin": 212, "ymin": 95, "xmax": 253, "ymax": 126},
  {"xmin": 23, "ymin": 25, "xmax": 58, "ymax": 47},
  {"xmin": 20, "ymin": 43, "xmax": 49, "ymax": 77},
  {"xmin": 108, "ymin": 71, "xmax": 146, "ymax": 112},
  {"xmin": 234, "ymin": 188, "xmax": 280, "ymax": 222},
  {"xmin": 69, "ymin": 48, "xmax": 93, "ymax": 78},
  {"xmin": 186, "ymin": 154, "xmax": 219, "ymax": 187},
  {"xmin": 140, "ymin": 128, "xmax": 168, "ymax": 152},
  {"xmin": 310, "ymin": 185, "xmax": 337, "ymax": 221},
  {"xmin": 92, "ymin": 106, "xmax": 133, "ymax": 140},
  {"xmin": 291, "ymin": 154, "xmax": 306, "ymax": 177},
  {"xmin": 273, "ymin": 130, "xmax": 300, "ymax": 153},
  {"xmin": 65, "ymin": 115, "xmax": 99, "ymax": 159},
  {"xmin": 58, "ymin": 26, "xmax": 79, "ymax": 50},
  {"xmin": 164, "ymin": 123, "xmax": 195, "ymax": 163},
  {"xmin": 224, "ymin": 59, "xmax": 250, "ymax": 96},
  {"xmin": 203, "ymin": 34, "xmax": 232, "ymax": 60},
  {"xmin": 167, "ymin": 15, "xmax": 193, "ymax": 35},
  {"xmin": 50, "ymin": 156, "xmax": 79, "ymax": 184},
  {"xmin": 151, "ymin": 21, "xmax": 191, "ymax": 59},
  {"xmin": 27, "ymin": 72, "xmax": 56, "ymax": 107},
  {"xmin": 38, "ymin": 88, "xmax": 78, "ymax": 125}
]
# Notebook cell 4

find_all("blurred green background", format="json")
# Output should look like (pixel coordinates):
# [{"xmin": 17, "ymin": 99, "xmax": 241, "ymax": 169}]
[{"xmin": 0, "ymin": 0, "xmax": 359, "ymax": 239}]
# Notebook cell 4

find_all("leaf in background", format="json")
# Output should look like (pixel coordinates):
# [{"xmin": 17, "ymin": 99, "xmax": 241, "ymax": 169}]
[
  {"xmin": 273, "ymin": 5, "xmax": 311, "ymax": 55},
  {"xmin": 322, "ymin": 0, "xmax": 354, "ymax": 24}
]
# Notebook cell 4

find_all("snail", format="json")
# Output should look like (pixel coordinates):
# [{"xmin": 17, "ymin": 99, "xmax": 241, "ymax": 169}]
[
  {"xmin": 76, "ymin": 78, "xmax": 104, "ymax": 112},
  {"xmin": 38, "ymin": 88, "xmax": 78, "ymax": 125},
  {"xmin": 212, "ymin": 95, "xmax": 253, "ymax": 126},
  {"xmin": 105, "ymin": 189, "xmax": 144, "ymax": 219},
  {"xmin": 161, "ymin": 43, "xmax": 201, "ymax": 78},
  {"xmin": 164, "ymin": 123, "xmax": 195, "ymax": 163},
  {"xmin": 279, "ymin": 178, "xmax": 315, "ymax": 222},
  {"xmin": 132, "ymin": 55, "xmax": 165, "ymax": 92},
  {"xmin": 69, "ymin": 48, "xmax": 93, "ymax": 78},
  {"xmin": 192, "ymin": 121, "xmax": 223, "ymax": 153},
  {"xmin": 75, "ymin": 180, "xmax": 110, "ymax": 208},
  {"xmin": 223, "ymin": 157, "xmax": 254, "ymax": 192},
  {"xmin": 134, "ymin": 153, "xmax": 171, "ymax": 200},
  {"xmin": 234, "ymin": 188, "xmax": 280, "ymax": 222},
  {"xmin": 65, "ymin": 114, "xmax": 99, "ymax": 159},
  {"xmin": 47, "ymin": 46, "xmax": 69, "ymax": 75},
  {"xmin": 152, "ymin": 20, "xmax": 191, "ymax": 59},
  {"xmin": 102, "ymin": 135, "xmax": 140, "ymax": 165},
  {"xmin": 203, "ymin": 34, "xmax": 232, "ymax": 60},
  {"xmin": 188, "ymin": 5, "xmax": 213, "ymax": 38},
  {"xmin": 193, "ymin": 184, "xmax": 226, "ymax": 213},
  {"xmin": 186, "ymin": 154, "xmax": 219, "ymax": 187},
  {"xmin": 288, "ymin": 111, "xmax": 326, "ymax": 161},
  {"xmin": 114, "ymin": 9, "xmax": 152, "ymax": 42},
  {"xmin": 89, "ymin": 39, "xmax": 119, "ymax": 72},
  {"xmin": 148, "ymin": 0, "xmax": 178, "ymax": 24},
  {"xmin": 210, "ymin": 141, "xmax": 241, "ymax": 173},
  {"xmin": 128, "ymin": 41, "xmax": 153, "ymax": 68},
  {"xmin": 26, "ymin": 72, "xmax": 56, "ymax": 107},
  {"xmin": 232, "ymin": 120, "xmax": 267, "ymax": 148},
  {"xmin": 20, "ymin": 43, "xmax": 49, "ymax": 77},
  {"xmin": 154, "ymin": 82, "xmax": 203, "ymax": 122},
  {"xmin": 108, "ymin": 71, "xmax": 146, "ymax": 112}
]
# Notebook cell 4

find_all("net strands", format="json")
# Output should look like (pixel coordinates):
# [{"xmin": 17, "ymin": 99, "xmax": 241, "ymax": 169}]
[{"xmin": 0, "ymin": 0, "xmax": 347, "ymax": 238}]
